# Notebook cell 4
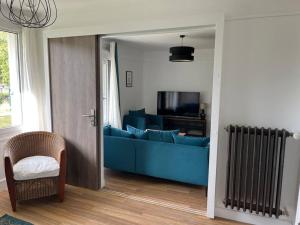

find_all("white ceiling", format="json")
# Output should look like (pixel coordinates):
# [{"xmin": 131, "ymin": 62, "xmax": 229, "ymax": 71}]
[
  {"xmin": 104, "ymin": 27, "xmax": 215, "ymax": 50},
  {"xmin": 52, "ymin": 0, "xmax": 300, "ymax": 29}
]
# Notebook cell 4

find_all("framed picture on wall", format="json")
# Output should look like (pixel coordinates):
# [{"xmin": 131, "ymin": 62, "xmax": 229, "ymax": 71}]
[{"xmin": 126, "ymin": 71, "xmax": 133, "ymax": 87}]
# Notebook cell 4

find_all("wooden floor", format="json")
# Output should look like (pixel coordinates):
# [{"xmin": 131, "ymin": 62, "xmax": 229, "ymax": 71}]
[
  {"xmin": 0, "ymin": 186, "xmax": 245, "ymax": 225},
  {"xmin": 104, "ymin": 169, "xmax": 207, "ymax": 213}
]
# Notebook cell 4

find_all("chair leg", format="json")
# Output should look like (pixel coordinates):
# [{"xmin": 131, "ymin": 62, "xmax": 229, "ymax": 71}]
[
  {"xmin": 58, "ymin": 175, "xmax": 65, "ymax": 202},
  {"xmin": 10, "ymin": 195, "xmax": 16, "ymax": 212},
  {"xmin": 5, "ymin": 157, "xmax": 17, "ymax": 211},
  {"xmin": 58, "ymin": 184, "xmax": 65, "ymax": 202},
  {"xmin": 58, "ymin": 190, "xmax": 65, "ymax": 202},
  {"xmin": 58, "ymin": 150, "xmax": 66, "ymax": 202},
  {"xmin": 6, "ymin": 182, "xmax": 16, "ymax": 211}
]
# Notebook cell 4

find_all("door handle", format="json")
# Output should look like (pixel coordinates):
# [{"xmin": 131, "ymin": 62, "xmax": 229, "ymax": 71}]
[{"xmin": 82, "ymin": 109, "xmax": 97, "ymax": 126}]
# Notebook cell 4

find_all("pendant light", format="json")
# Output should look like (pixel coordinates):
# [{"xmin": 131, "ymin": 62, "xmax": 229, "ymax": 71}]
[
  {"xmin": 0, "ymin": 0, "xmax": 57, "ymax": 28},
  {"xmin": 169, "ymin": 35, "xmax": 194, "ymax": 62}
]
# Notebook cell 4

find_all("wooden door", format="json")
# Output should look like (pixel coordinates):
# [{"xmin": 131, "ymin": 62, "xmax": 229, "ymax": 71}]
[{"xmin": 48, "ymin": 36, "xmax": 101, "ymax": 190}]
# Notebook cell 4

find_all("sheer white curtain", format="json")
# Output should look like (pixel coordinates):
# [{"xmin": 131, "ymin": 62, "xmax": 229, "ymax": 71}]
[
  {"xmin": 108, "ymin": 42, "xmax": 121, "ymax": 128},
  {"xmin": 8, "ymin": 33, "xmax": 22, "ymax": 126},
  {"xmin": 21, "ymin": 28, "xmax": 46, "ymax": 131}
]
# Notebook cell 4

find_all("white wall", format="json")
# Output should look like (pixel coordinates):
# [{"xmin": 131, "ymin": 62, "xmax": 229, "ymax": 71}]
[
  {"xmin": 215, "ymin": 15, "xmax": 300, "ymax": 224},
  {"xmin": 117, "ymin": 43, "xmax": 144, "ymax": 117},
  {"xmin": 296, "ymin": 183, "xmax": 300, "ymax": 225},
  {"xmin": 142, "ymin": 49, "xmax": 214, "ymax": 123},
  {"xmin": 41, "ymin": 9, "xmax": 300, "ymax": 225},
  {"xmin": 116, "ymin": 46, "xmax": 214, "ymax": 128}
]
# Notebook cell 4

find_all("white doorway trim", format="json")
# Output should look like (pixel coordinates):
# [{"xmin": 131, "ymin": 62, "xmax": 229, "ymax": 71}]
[
  {"xmin": 42, "ymin": 13, "xmax": 225, "ymax": 219},
  {"xmin": 295, "ymin": 184, "xmax": 300, "ymax": 225}
]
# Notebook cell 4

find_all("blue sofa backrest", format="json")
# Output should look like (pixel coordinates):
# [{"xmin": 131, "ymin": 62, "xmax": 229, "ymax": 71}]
[{"xmin": 104, "ymin": 135, "xmax": 209, "ymax": 186}]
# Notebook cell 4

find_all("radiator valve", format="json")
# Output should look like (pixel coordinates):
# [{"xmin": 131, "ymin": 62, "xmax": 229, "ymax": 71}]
[{"xmin": 293, "ymin": 132, "xmax": 300, "ymax": 140}]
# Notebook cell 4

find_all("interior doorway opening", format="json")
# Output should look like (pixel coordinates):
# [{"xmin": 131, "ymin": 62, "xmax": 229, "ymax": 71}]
[{"xmin": 100, "ymin": 26, "xmax": 217, "ymax": 215}]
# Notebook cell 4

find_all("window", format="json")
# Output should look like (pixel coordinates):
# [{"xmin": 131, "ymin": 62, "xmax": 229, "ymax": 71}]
[
  {"xmin": 0, "ymin": 31, "xmax": 21, "ymax": 129},
  {"xmin": 102, "ymin": 59, "xmax": 110, "ymax": 125}
]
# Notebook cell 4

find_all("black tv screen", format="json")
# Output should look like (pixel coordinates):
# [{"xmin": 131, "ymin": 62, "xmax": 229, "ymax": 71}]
[{"xmin": 157, "ymin": 91, "xmax": 200, "ymax": 117}]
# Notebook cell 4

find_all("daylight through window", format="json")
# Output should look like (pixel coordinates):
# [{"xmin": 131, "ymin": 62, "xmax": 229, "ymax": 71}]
[{"xmin": 0, "ymin": 31, "xmax": 21, "ymax": 129}]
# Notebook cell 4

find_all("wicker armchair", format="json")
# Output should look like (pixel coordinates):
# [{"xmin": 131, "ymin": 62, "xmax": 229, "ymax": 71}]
[{"xmin": 4, "ymin": 131, "xmax": 66, "ymax": 211}]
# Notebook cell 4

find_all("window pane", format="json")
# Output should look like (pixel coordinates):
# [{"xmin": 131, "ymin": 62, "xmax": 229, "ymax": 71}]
[{"xmin": 0, "ymin": 31, "xmax": 21, "ymax": 129}]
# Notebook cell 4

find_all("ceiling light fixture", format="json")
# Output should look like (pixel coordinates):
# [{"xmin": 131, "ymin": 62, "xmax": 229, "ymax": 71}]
[
  {"xmin": 0, "ymin": 0, "xmax": 57, "ymax": 28},
  {"xmin": 169, "ymin": 35, "xmax": 194, "ymax": 62}
]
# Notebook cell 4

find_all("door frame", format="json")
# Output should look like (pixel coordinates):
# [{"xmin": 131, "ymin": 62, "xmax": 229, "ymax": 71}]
[
  {"xmin": 295, "ymin": 184, "xmax": 300, "ymax": 225},
  {"xmin": 42, "ymin": 13, "xmax": 224, "ymax": 218}
]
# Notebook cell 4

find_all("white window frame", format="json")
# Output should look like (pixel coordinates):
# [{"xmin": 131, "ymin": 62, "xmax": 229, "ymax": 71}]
[
  {"xmin": 102, "ymin": 49, "xmax": 110, "ymax": 126},
  {"xmin": 102, "ymin": 58, "xmax": 110, "ymax": 126},
  {"xmin": 0, "ymin": 26, "xmax": 23, "ymax": 136}
]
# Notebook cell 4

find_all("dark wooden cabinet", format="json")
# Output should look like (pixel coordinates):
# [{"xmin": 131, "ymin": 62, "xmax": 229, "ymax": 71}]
[{"xmin": 163, "ymin": 115, "xmax": 206, "ymax": 137}]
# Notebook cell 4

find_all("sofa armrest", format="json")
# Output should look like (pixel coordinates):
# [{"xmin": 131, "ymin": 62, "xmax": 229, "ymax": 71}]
[
  {"xmin": 48, "ymin": 135, "xmax": 66, "ymax": 163},
  {"xmin": 59, "ymin": 149, "xmax": 67, "ymax": 178},
  {"xmin": 4, "ymin": 152, "xmax": 14, "ymax": 181},
  {"xmin": 122, "ymin": 115, "xmax": 146, "ymax": 130},
  {"xmin": 4, "ymin": 150, "xmax": 17, "ymax": 210},
  {"xmin": 4, "ymin": 145, "xmax": 15, "ymax": 189},
  {"xmin": 51, "ymin": 146, "xmax": 66, "ymax": 164}
]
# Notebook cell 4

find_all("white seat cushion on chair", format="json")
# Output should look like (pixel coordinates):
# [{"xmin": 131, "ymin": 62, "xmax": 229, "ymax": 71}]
[{"xmin": 13, "ymin": 156, "xmax": 60, "ymax": 181}]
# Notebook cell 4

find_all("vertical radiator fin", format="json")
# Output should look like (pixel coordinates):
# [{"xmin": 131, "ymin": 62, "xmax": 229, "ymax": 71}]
[
  {"xmin": 224, "ymin": 125, "xmax": 292, "ymax": 218},
  {"xmin": 230, "ymin": 126, "xmax": 238, "ymax": 209},
  {"xmin": 249, "ymin": 127, "xmax": 257, "ymax": 213},
  {"xmin": 243, "ymin": 127, "xmax": 250, "ymax": 211}
]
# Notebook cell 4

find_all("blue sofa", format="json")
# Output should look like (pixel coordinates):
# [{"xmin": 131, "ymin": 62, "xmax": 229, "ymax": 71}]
[
  {"xmin": 122, "ymin": 108, "xmax": 164, "ymax": 130},
  {"xmin": 104, "ymin": 135, "xmax": 209, "ymax": 186}
]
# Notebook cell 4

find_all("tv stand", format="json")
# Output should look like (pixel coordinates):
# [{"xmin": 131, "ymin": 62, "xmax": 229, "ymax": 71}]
[{"xmin": 162, "ymin": 115, "xmax": 206, "ymax": 137}]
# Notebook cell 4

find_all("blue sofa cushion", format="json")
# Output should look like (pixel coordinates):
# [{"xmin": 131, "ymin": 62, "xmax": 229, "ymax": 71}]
[
  {"xmin": 127, "ymin": 125, "xmax": 148, "ymax": 139},
  {"xmin": 172, "ymin": 134, "xmax": 210, "ymax": 147},
  {"xmin": 122, "ymin": 115, "xmax": 146, "ymax": 130},
  {"xmin": 147, "ymin": 129, "xmax": 179, "ymax": 143},
  {"xmin": 129, "ymin": 108, "xmax": 146, "ymax": 117},
  {"xmin": 103, "ymin": 125, "xmax": 111, "ymax": 135},
  {"xmin": 111, "ymin": 127, "xmax": 133, "ymax": 138}
]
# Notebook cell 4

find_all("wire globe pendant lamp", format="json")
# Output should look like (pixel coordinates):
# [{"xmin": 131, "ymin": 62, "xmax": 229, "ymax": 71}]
[
  {"xmin": 169, "ymin": 35, "xmax": 194, "ymax": 62},
  {"xmin": 0, "ymin": 0, "xmax": 57, "ymax": 28}
]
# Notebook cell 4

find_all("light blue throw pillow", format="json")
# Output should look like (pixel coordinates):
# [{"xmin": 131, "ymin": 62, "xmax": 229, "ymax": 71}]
[
  {"xmin": 172, "ymin": 134, "xmax": 210, "ymax": 147},
  {"xmin": 147, "ymin": 129, "xmax": 179, "ymax": 143},
  {"xmin": 111, "ymin": 127, "xmax": 133, "ymax": 138},
  {"xmin": 127, "ymin": 125, "xmax": 148, "ymax": 139}
]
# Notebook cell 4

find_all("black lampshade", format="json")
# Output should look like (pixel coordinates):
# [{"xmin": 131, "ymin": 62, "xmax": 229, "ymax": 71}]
[
  {"xmin": 169, "ymin": 46, "xmax": 194, "ymax": 62},
  {"xmin": 169, "ymin": 35, "xmax": 194, "ymax": 62}
]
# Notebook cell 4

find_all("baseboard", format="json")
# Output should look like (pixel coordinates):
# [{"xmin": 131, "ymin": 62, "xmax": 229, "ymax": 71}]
[
  {"xmin": 286, "ymin": 206, "xmax": 296, "ymax": 225},
  {"xmin": 0, "ymin": 178, "xmax": 7, "ymax": 191},
  {"xmin": 215, "ymin": 207, "xmax": 292, "ymax": 225}
]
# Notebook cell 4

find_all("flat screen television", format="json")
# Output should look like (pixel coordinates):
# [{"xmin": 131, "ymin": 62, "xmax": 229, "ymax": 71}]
[{"xmin": 157, "ymin": 91, "xmax": 200, "ymax": 117}]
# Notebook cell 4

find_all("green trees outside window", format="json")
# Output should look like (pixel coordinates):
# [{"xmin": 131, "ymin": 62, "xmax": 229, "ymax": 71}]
[{"xmin": 0, "ymin": 32, "xmax": 18, "ymax": 128}]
